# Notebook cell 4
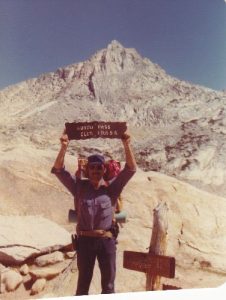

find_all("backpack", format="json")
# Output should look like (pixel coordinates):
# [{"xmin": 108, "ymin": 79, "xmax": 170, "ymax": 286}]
[
  {"xmin": 104, "ymin": 159, "xmax": 121, "ymax": 180},
  {"xmin": 104, "ymin": 159, "xmax": 123, "ymax": 213},
  {"xmin": 75, "ymin": 158, "xmax": 88, "ymax": 179}
]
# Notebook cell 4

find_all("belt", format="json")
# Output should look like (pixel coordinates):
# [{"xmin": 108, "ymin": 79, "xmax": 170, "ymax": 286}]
[{"xmin": 78, "ymin": 229, "xmax": 113, "ymax": 238}]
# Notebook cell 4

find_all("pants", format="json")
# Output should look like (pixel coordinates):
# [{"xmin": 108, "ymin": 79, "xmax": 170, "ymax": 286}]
[{"xmin": 76, "ymin": 236, "xmax": 116, "ymax": 295}]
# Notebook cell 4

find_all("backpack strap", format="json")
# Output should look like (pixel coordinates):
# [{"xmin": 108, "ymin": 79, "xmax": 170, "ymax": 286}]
[
  {"xmin": 75, "ymin": 180, "xmax": 87, "ymax": 234},
  {"xmin": 105, "ymin": 180, "xmax": 120, "ymax": 225}
]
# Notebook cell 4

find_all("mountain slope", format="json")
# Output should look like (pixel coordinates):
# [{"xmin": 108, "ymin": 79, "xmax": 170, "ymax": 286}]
[{"xmin": 1, "ymin": 40, "xmax": 226, "ymax": 196}]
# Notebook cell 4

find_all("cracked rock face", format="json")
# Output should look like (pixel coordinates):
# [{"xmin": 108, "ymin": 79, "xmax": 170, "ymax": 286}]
[{"xmin": 0, "ymin": 216, "xmax": 71, "ymax": 265}]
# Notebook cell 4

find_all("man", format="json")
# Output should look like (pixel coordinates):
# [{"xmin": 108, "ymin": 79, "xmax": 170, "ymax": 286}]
[{"xmin": 51, "ymin": 130, "xmax": 136, "ymax": 295}]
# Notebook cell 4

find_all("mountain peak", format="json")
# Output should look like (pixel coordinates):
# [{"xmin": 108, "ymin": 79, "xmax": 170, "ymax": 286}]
[
  {"xmin": 106, "ymin": 40, "xmax": 125, "ymax": 50},
  {"xmin": 86, "ymin": 40, "xmax": 147, "ymax": 76}
]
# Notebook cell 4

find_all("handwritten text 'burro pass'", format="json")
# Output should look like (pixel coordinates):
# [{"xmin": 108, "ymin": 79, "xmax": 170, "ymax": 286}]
[
  {"xmin": 65, "ymin": 121, "xmax": 127, "ymax": 140},
  {"xmin": 77, "ymin": 124, "xmax": 118, "ymax": 138}
]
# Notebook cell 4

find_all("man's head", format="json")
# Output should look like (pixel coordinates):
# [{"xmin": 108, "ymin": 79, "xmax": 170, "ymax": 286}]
[{"xmin": 87, "ymin": 154, "xmax": 106, "ymax": 185}]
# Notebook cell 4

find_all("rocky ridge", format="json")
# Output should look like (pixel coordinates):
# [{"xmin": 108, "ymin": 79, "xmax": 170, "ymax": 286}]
[{"xmin": 1, "ymin": 40, "xmax": 226, "ymax": 195}]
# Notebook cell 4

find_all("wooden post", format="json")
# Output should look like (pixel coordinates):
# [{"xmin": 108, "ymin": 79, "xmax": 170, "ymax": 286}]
[
  {"xmin": 146, "ymin": 201, "xmax": 168, "ymax": 291},
  {"xmin": 123, "ymin": 201, "xmax": 175, "ymax": 291}
]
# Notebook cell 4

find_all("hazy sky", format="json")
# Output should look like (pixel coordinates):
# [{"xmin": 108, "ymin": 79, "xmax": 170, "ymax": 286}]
[{"xmin": 0, "ymin": 0, "xmax": 226, "ymax": 91}]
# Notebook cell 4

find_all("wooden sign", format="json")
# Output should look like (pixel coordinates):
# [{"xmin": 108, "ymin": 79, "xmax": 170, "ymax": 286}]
[
  {"xmin": 65, "ymin": 121, "xmax": 127, "ymax": 140},
  {"xmin": 123, "ymin": 251, "xmax": 175, "ymax": 279}
]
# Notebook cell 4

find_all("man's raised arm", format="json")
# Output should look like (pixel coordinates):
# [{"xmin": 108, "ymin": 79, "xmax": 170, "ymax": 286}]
[
  {"xmin": 121, "ymin": 132, "xmax": 137, "ymax": 171},
  {"xmin": 51, "ymin": 131, "xmax": 76, "ymax": 196},
  {"xmin": 53, "ymin": 131, "xmax": 69, "ymax": 171}
]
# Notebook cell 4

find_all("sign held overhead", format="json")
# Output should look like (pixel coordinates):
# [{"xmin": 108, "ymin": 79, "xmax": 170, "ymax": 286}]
[{"xmin": 65, "ymin": 121, "xmax": 127, "ymax": 140}]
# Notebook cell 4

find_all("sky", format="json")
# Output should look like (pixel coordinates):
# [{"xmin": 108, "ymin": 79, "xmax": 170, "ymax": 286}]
[{"xmin": 0, "ymin": 0, "xmax": 226, "ymax": 91}]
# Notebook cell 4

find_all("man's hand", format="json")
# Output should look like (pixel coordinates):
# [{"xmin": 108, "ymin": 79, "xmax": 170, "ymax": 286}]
[
  {"xmin": 60, "ymin": 130, "xmax": 69, "ymax": 148},
  {"xmin": 52, "ymin": 129, "xmax": 69, "ymax": 170},
  {"xmin": 121, "ymin": 132, "xmax": 137, "ymax": 171},
  {"xmin": 121, "ymin": 132, "xmax": 131, "ymax": 146}
]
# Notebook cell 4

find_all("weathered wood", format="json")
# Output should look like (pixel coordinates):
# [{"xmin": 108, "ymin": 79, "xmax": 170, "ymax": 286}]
[
  {"xmin": 123, "ymin": 201, "xmax": 175, "ymax": 291},
  {"xmin": 146, "ymin": 201, "xmax": 168, "ymax": 291},
  {"xmin": 65, "ymin": 121, "xmax": 127, "ymax": 140},
  {"xmin": 163, "ymin": 284, "xmax": 181, "ymax": 290},
  {"xmin": 123, "ymin": 251, "xmax": 175, "ymax": 278}
]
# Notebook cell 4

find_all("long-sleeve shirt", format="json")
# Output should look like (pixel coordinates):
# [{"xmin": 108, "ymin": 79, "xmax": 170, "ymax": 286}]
[{"xmin": 51, "ymin": 164, "xmax": 136, "ymax": 231}]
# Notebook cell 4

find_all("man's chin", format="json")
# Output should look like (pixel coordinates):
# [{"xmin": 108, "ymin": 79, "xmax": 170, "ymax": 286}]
[{"xmin": 89, "ymin": 175, "xmax": 102, "ymax": 182}]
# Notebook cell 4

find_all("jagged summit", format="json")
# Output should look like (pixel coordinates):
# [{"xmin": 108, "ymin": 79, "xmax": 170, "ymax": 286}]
[
  {"xmin": 89, "ymin": 40, "xmax": 144, "ymax": 65},
  {"xmin": 48, "ymin": 40, "xmax": 171, "ymax": 107},
  {"xmin": 105, "ymin": 39, "xmax": 127, "ymax": 53},
  {"xmin": 107, "ymin": 39, "xmax": 124, "ymax": 48},
  {"xmin": 54, "ymin": 39, "xmax": 165, "ymax": 84}
]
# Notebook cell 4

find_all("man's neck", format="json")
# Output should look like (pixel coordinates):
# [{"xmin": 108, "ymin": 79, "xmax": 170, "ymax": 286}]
[
  {"xmin": 90, "ymin": 178, "xmax": 106, "ymax": 189},
  {"xmin": 92, "ymin": 182, "xmax": 99, "ymax": 189}
]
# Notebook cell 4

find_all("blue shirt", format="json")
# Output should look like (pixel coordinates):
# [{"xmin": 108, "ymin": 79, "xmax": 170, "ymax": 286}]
[{"xmin": 51, "ymin": 164, "xmax": 136, "ymax": 231}]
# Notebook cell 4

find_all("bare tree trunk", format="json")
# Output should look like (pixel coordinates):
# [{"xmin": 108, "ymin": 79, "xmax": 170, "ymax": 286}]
[{"xmin": 146, "ymin": 201, "xmax": 168, "ymax": 291}]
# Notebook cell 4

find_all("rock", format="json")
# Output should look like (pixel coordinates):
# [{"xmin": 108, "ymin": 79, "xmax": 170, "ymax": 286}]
[
  {"xmin": 0, "ymin": 263, "xmax": 8, "ymax": 272},
  {"xmin": 41, "ymin": 256, "xmax": 78, "ymax": 296},
  {"xmin": 30, "ymin": 278, "xmax": 47, "ymax": 295},
  {"xmin": 0, "ymin": 216, "xmax": 72, "ymax": 265},
  {"xmin": 39, "ymin": 293, "xmax": 56, "ymax": 298},
  {"xmin": 65, "ymin": 251, "xmax": 75, "ymax": 259},
  {"xmin": 29, "ymin": 262, "xmax": 68, "ymax": 280},
  {"xmin": 35, "ymin": 251, "xmax": 64, "ymax": 267},
  {"xmin": 1, "ymin": 269, "xmax": 23, "ymax": 292},
  {"xmin": 19, "ymin": 263, "xmax": 29, "ymax": 275},
  {"xmin": 23, "ymin": 273, "xmax": 34, "ymax": 290},
  {"xmin": 23, "ymin": 273, "xmax": 33, "ymax": 283}
]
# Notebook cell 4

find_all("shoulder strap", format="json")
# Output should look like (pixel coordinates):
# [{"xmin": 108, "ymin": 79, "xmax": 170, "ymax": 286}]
[
  {"xmin": 105, "ymin": 180, "xmax": 119, "ymax": 222},
  {"xmin": 75, "ymin": 180, "xmax": 86, "ymax": 233}
]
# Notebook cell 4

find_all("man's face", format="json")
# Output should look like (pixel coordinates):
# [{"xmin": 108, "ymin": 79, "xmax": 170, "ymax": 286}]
[{"xmin": 88, "ymin": 163, "xmax": 105, "ymax": 183}]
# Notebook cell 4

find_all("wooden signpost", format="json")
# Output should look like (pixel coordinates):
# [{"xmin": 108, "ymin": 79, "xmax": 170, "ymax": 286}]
[
  {"xmin": 123, "ymin": 202, "xmax": 176, "ymax": 291},
  {"xmin": 65, "ymin": 121, "xmax": 127, "ymax": 140},
  {"xmin": 123, "ymin": 251, "xmax": 175, "ymax": 278}
]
